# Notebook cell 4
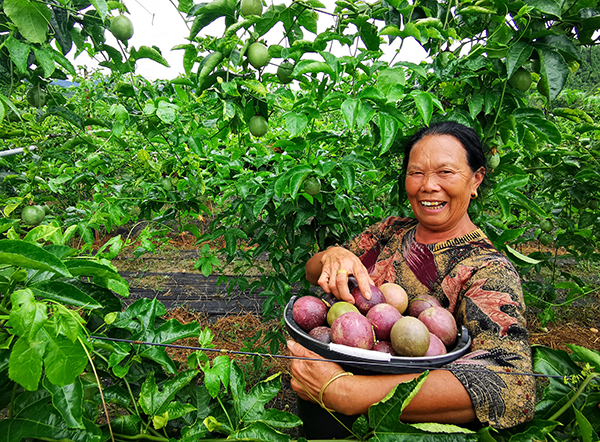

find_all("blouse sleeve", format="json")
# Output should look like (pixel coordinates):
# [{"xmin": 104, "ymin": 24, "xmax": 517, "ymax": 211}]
[{"xmin": 446, "ymin": 257, "xmax": 536, "ymax": 429}]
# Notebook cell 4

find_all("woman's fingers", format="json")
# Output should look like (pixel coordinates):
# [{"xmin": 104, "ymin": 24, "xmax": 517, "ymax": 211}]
[{"xmin": 315, "ymin": 247, "xmax": 373, "ymax": 303}]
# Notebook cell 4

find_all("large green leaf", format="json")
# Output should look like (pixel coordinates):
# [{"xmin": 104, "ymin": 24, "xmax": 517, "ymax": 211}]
[
  {"xmin": 30, "ymin": 280, "xmax": 102, "ymax": 310},
  {"xmin": 43, "ymin": 377, "xmax": 85, "ymax": 429},
  {"xmin": 0, "ymin": 398, "xmax": 102, "ymax": 442},
  {"xmin": 411, "ymin": 91, "xmax": 434, "ymax": 125},
  {"xmin": 139, "ymin": 369, "xmax": 197, "ymax": 416},
  {"xmin": 43, "ymin": 332, "xmax": 88, "ymax": 386},
  {"xmin": 285, "ymin": 112, "xmax": 308, "ymax": 136},
  {"xmin": 9, "ymin": 335, "xmax": 45, "ymax": 391},
  {"xmin": 0, "ymin": 240, "xmax": 70, "ymax": 277},
  {"xmin": 537, "ymin": 47, "xmax": 570, "ymax": 101},
  {"xmin": 379, "ymin": 112, "xmax": 399, "ymax": 156},
  {"xmin": 369, "ymin": 372, "xmax": 429, "ymax": 433},
  {"xmin": 341, "ymin": 98, "xmax": 359, "ymax": 129},
  {"xmin": 4, "ymin": 0, "xmax": 51, "ymax": 43},
  {"xmin": 506, "ymin": 41, "xmax": 533, "ymax": 78}
]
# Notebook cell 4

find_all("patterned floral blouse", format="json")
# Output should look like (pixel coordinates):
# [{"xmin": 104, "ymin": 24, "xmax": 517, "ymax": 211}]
[{"xmin": 343, "ymin": 216, "xmax": 535, "ymax": 429}]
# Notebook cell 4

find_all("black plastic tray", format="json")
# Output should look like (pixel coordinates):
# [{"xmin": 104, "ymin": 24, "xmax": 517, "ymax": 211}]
[{"xmin": 284, "ymin": 295, "xmax": 472, "ymax": 375}]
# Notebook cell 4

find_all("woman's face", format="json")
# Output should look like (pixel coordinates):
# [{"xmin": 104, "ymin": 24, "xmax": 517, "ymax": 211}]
[{"xmin": 405, "ymin": 134, "xmax": 484, "ymax": 238}]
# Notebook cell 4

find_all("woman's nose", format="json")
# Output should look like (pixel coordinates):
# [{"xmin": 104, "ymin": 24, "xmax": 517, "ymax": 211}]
[{"xmin": 421, "ymin": 173, "xmax": 440, "ymax": 191}]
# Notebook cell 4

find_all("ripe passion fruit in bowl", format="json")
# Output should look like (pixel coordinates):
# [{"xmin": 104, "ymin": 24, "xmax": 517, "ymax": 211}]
[{"xmin": 285, "ymin": 295, "xmax": 471, "ymax": 375}]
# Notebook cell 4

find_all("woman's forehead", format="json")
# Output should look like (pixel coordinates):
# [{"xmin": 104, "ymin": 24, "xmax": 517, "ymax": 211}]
[{"xmin": 408, "ymin": 135, "xmax": 468, "ymax": 165}]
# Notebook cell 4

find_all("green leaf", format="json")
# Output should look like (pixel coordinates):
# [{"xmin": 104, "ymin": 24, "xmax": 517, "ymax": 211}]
[
  {"xmin": 369, "ymin": 372, "xmax": 429, "ymax": 432},
  {"xmin": 9, "ymin": 335, "xmax": 45, "ymax": 391},
  {"xmin": 341, "ymin": 98, "xmax": 359, "ymax": 129},
  {"xmin": 43, "ymin": 332, "xmax": 87, "ymax": 386},
  {"xmin": 341, "ymin": 164, "xmax": 356, "ymax": 191},
  {"xmin": 506, "ymin": 41, "xmax": 533, "ymax": 78},
  {"xmin": 5, "ymin": 36, "xmax": 31, "ymax": 73},
  {"xmin": 506, "ymin": 246, "xmax": 541, "ymax": 264},
  {"xmin": 566, "ymin": 344, "xmax": 600, "ymax": 371},
  {"xmin": 411, "ymin": 91, "xmax": 434, "ymax": 125},
  {"xmin": 139, "ymin": 369, "xmax": 197, "ymax": 416},
  {"xmin": 285, "ymin": 112, "xmax": 308, "ymax": 136},
  {"xmin": 30, "ymin": 280, "xmax": 102, "ymax": 310},
  {"xmin": 0, "ymin": 398, "xmax": 102, "ymax": 442},
  {"xmin": 293, "ymin": 60, "xmax": 334, "ymax": 77},
  {"xmin": 230, "ymin": 361, "xmax": 282, "ymax": 425},
  {"xmin": 240, "ymin": 79, "xmax": 268, "ymax": 96},
  {"xmin": 4, "ymin": 0, "xmax": 51, "ymax": 43},
  {"xmin": 64, "ymin": 259, "xmax": 121, "ymax": 280},
  {"xmin": 43, "ymin": 377, "xmax": 85, "ymax": 429},
  {"xmin": 526, "ymin": 0, "xmax": 561, "ymax": 17},
  {"xmin": 377, "ymin": 66, "xmax": 406, "ymax": 96},
  {"xmin": 230, "ymin": 421, "xmax": 292, "ymax": 442},
  {"xmin": 538, "ymin": 47, "xmax": 570, "ymax": 101},
  {"xmin": 379, "ymin": 112, "xmax": 399, "ymax": 156},
  {"xmin": 33, "ymin": 47, "xmax": 55, "ymax": 77},
  {"xmin": 574, "ymin": 408, "xmax": 597, "ymax": 442},
  {"xmin": 130, "ymin": 46, "xmax": 170, "ymax": 67},
  {"xmin": 202, "ymin": 355, "xmax": 230, "ymax": 398},
  {"xmin": 9, "ymin": 289, "xmax": 48, "ymax": 340},
  {"xmin": 90, "ymin": 0, "xmax": 108, "ymax": 19}
]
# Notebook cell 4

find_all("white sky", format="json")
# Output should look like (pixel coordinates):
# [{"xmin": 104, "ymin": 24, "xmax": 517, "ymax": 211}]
[{"xmin": 69, "ymin": 0, "xmax": 427, "ymax": 80}]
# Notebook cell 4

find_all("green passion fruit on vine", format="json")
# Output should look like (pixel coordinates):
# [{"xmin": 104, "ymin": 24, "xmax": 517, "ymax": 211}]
[
  {"xmin": 240, "ymin": 0, "xmax": 262, "ymax": 17},
  {"xmin": 539, "ymin": 233, "xmax": 554, "ymax": 247},
  {"xmin": 303, "ymin": 177, "xmax": 321, "ymax": 196},
  {"xmin": 111, "ymin": 15, "xmax": 134, "ymax": 41},
  {"xmin": 488, "ymin": 152, "xmax": 501, "ymax": 170},
  {"xmin": 160, "ymin": 177, "xmax": 172, "ymax": 191},
  {"xmin": 540, "ymin": 219, "xmax": 554, "ymax": 233},
  {"xmin": 26, "ymin": 87, "xmax": 47, "ymax": 108},
  {"xmin": 247, "ymin": 42, "xmax": 270, "ymax": 69},
  {"xmin": 508, "ymin": 68, "xmax": 532, "ymax": 92},
  {"xmin": 249, "ymin": 115, "xmax": 268, "ymax": 137},
  {"xmin": 22, "ymin": 205, "xmax": 45, "ymax": 225},
  {"xmin": 277, "ymin": 61, "xmax": 295, "ymax": 84}
]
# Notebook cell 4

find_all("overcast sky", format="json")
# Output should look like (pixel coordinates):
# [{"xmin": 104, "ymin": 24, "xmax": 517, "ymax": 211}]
[{"xmin": 70, "ymin": 0, "xmax": 427, "ymax": 80}]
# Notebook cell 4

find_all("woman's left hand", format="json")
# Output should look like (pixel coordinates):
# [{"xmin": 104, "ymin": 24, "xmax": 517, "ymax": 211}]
[{"xmin": 288, "ymin": 340, "xmax": 345, "ymax": 406}]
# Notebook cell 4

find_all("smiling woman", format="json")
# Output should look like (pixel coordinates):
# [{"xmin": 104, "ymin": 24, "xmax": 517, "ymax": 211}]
[{"xmin": 291, "ymin": 121, "xmax": 535, "ymax": 438}]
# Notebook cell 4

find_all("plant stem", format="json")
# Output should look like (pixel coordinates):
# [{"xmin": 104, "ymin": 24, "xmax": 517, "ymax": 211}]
[
  {"xmin": 8, "ymin": 382, "xmax": 17, "ymax": 419},
  {"xmin": 79, "ymin": 336, "xmax": 115, "ymax": 442},
  {"xmin": 548, "ymin": 372, "xmax": 599, "ymax": 421}
]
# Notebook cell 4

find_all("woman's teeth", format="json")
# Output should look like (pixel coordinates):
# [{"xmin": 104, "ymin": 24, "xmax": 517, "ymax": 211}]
[{"xmin": 421, "ymin": 201, "xmax": 446, "ymax": 208}]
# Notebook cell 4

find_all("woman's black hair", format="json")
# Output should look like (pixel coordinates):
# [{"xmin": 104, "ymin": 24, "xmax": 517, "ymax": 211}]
[{"xmin": 401, "ymin": 121, "xmax": 487, "ymax": 175}]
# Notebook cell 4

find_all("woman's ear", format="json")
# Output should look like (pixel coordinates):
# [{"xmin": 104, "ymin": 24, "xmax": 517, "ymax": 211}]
[{"xmin": 473, "ymin": 167, "xmax": 485, "ymax": 189}]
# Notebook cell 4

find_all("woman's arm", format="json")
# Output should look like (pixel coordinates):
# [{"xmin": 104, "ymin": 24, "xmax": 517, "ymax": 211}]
[
  {"xmin": 288, "ymin": 340, "xmax": 476, "ymax": 423},
  {"xmin": 305, "ymin": 246, "xmax": 375, "ymax": 303}
]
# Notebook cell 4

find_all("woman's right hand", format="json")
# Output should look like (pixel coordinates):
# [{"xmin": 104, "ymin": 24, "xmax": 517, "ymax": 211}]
[{"xmin": 305, "ymin": 246, "xmax": 374, "ymax": 303}]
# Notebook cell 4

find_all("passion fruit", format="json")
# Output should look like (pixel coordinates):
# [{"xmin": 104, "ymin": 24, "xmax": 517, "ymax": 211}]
[
  {"xmin": 390, "ymin": 316, "xmax": 430, "ymax": 357},
  {"xmin": 508, "ymin": 68, "xmax": 532, "ymax": 92},
  {"xmin": 277, "ymin": 61, "xmax": 295, "ymax": 84},
  {"xmin": 110, "ymin": 15, "xmax": 134, "ymax": 42},
  {"xmin": 249, "ymin": 115, "xmax": 268, "ymax": 137},
  {"xmin": 247, "ymin": 42, "xmax": 270, "ymax": 69},
  {"xmin": 22, "ymin": 205, "xmax": 45, "ymax": 225},
  {"xmin": 303, "ymin": 177, "xmax": 321, "ymax": 196}
]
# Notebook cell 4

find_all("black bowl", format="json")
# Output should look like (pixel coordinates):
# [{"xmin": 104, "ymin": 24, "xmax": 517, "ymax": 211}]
[{"xmin": 285, "ymin": 295, "xmax": 471, "ymax": 375}]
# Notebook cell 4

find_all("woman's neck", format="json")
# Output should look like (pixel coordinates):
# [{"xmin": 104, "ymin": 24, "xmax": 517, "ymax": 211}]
[{"xmin": 413, "ymin": 220, "xmax": 479, "ymax": 245}]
